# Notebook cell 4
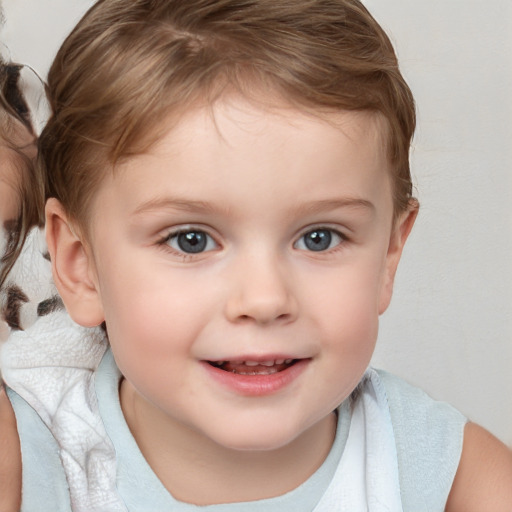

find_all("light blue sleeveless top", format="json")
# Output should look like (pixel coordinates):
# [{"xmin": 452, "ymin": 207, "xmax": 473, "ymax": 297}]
[{"xmin": 8, "ymin": 350, "xmax": 466, "ymax": 511}]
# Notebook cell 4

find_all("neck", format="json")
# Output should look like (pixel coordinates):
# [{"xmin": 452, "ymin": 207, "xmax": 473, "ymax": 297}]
[{"xmin": 120, "ymin": 379, "xmax": 337, "ymax": 506}]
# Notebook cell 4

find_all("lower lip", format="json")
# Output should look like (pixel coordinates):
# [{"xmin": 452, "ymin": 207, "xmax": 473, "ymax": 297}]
[{"xmin": 201, "ymin": 359, "xmax": 310, "ymax": 397}]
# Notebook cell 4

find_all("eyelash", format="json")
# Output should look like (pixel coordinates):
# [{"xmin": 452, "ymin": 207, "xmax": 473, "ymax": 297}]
[
  {"xmin": 156, "ymin": 225, "xmax": 348, "ymax": 259},
  {"xmin": 157, "ymin": 227, "xmax": 219, "ymax": 259},
  {"xmin": 294, "ymin": 227, "xmax": 347, "ymax": 253}
]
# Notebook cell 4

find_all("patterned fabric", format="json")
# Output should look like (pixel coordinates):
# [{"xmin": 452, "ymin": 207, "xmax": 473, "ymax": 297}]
[
  {"xmin": 1, "ymin": 227, "xmax": 125, "ymax": 511},
  {"xmin": 0, "ymin": 229, "xmax": 466, "ymax": 511},
  {"xmin": 1, "ymin": 226, "xmax": 63, "ymax": 342},
  {"xmin": 0, "ymin": 53, "xmax": 50, "ymax": 342}
]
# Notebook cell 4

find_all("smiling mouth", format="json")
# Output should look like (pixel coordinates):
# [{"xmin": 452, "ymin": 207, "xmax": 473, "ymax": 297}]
[{"xmin": 207, "ymin": 359, "xmax": 298, "ymax": 375}]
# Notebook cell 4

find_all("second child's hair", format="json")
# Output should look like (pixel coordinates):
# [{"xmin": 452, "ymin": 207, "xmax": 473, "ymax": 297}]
[
  {"xmin": 0, "ymin": 60, "xmax": 43, "ymax": 287},
  {"xmin": 41, "ymin": 0, "xmax": 415, "ymax": 232}
]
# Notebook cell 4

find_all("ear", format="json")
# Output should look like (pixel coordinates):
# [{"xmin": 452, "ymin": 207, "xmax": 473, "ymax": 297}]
[
  {"xmin": 45, "ymin": 198, "xmax": 105, "ymax": 327},
  {"xmin": 378, "ymin": 201, "xmax": 418, "ymax": 314}
]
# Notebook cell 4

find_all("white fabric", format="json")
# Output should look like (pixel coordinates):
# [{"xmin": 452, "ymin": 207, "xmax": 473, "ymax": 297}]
[
  {"xmin": 1, "ymin": 229, "xmax": 403, "ymax": 511},
  {"xmin": 0, "ymin": 228, "xmax": 54, "ymax": 332},
  {"xmin": 314, "ymin": 370, "xmax": 403, "ymax": 511},
  {"xmin": 0, "ymin": 227, "xmax": 126, "ymax": 512}
]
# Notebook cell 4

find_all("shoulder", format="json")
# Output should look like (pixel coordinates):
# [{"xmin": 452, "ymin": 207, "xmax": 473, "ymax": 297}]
[
  {"xmin": 446, "ymin": 422, "xmax": 512, "ymax": 511},
  {"xmin": 374, "ymin": 369, "xmax": 467, "ymax": 509},
  {"xmin": 376, "ymin": 369, "xmax": 467, "ymax": 445},
  {"xmin": 0, "ymin": 384, "xmax": 22, "ymax": 512},
  {"xmin": 375, "ymin": 370, "xmax": 512, "ymax": 510},
  {"xmin": 3, "ymin": 386, "xmax": 72, "ymax": 511}
]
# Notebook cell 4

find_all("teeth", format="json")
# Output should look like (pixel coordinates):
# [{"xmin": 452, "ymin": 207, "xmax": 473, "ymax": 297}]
[
  {"xmin": 243, "ymin": 360, "xmax": 288, "ymax": 367},
  {"xmin": 212, "ymin": 359, "xmax": 296, "ymax": 368},
  {"xmin": 235, "ymin": 367, "xmax": 279, "ymax": 375}
]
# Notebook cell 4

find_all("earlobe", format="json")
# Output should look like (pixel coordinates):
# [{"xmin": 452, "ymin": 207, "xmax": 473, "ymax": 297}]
[
  {"xmin": 378, "ymin": 200, "xmax": 419, "ymax": 314},
  {"xmin": 45, "ymin": 198, "xmax": 105, "ymax": 327}
]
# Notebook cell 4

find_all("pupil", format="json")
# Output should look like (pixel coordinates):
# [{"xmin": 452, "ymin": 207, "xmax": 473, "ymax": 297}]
[
  {"xmin": 305, "ymin": 230, "xmax": 331, "ymax": 251},
  {"xmin": 178, "ymin": 232, "xmax": 207, "ymax": 253}
]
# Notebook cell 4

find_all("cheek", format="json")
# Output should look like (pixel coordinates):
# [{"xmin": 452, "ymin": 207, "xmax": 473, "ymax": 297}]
[
  {"xmin": 98, "ymin": 261, "xmax": 217, "ymax": 354},
  {"xmin": 307, "ymin": 260, "xmax": 383, "ymax": 358},
  {"xmin": 0, "ymin": 319, "xmax": 10, "ymax": 344},
  {"xmin": 0, "ymin": 181, "xmax": 20, "ymax": 223},
  {"xmin": 313, "ymin": 261, "xmax": 383, "ymax": 320}
]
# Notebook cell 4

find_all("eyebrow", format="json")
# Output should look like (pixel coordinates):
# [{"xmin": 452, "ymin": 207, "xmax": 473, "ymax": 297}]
[
  {"xmin": 291, "ymin": 198, "xmax": 375, "ymax": 216},
  {"xmin": 131, "ymin": 196, "xmax": 374, "ymax": 217},
  {"xmin": 132, "ymin": 197, "xmax": 229, "ymax": 217}
]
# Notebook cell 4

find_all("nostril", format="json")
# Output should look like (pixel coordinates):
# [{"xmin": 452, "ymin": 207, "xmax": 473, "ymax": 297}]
[
  {"xmin": 234, "ymin": 311, "xmax": 292, "ymax": 325},
  {"xmin": 224, "ymin": 282, "xmax": 298, "ymax": 325}
]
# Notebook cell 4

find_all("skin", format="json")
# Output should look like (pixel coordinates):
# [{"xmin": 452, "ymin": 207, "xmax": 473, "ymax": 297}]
[
  {"xmin": 48, "ymin": 99, "xmax": 415, "ymax": 504},
  {"xmin": 0, "ymin": 176, "xmax": 19, "ymax": 227},
  {"xmin": 0, "ymin": 118, "xmax": 35, "ymax": 225},
  {"xmin": 0, "ymin": 121, "xmax": 31, "ymax": 343},
  {"xmin": 1, "ymin": 97, "xmax": 511, "ymax": 508},
  {"xmin": 0, "ymin": 147, "xmax": 21, "ymax": 225},
  {"xmin": 0, "ymin": 387, "xmax": 21, "ymax": 512},
  {"xmin": 0, "ymin": 120, "xmax": 31, "ymax": 512}
]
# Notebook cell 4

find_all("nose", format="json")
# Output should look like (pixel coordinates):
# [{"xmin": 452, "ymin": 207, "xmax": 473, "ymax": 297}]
[{"xmin": 224, "ymin": 252, "xmax": 298, "ymax": 325}]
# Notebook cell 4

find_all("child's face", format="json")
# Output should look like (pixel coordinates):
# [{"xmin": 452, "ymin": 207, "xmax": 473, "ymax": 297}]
[
  {"xmin": 0, "ymin": 120, "xmax": 35, "ymax": 225},
  {"xmin": 0, "ymin": 153, "xmax": 18, "ymax": 224},
  {"xmin": 55, "ymin": 96, "xmax": 414, "ymax": 451}
]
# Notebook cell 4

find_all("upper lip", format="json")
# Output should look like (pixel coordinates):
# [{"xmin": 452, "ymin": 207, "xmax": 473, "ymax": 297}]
[{"xmin": 205, "ymin": 355, "xmax": 309, "ymax": 364}]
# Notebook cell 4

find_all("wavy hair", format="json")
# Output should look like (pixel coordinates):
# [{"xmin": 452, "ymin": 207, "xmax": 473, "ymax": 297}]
[
  {"xmin": 0, "ymin": 60, "xmax": 44, "ymax": 288},
  {"xmin": 41, "ymin": 0, "xmax": 416, "ymax": 232}
]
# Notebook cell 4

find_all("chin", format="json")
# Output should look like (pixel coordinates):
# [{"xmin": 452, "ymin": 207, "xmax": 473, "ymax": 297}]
[{"xmin": 206, "ymin": 420, "xmax": 306, "ymax": 453}]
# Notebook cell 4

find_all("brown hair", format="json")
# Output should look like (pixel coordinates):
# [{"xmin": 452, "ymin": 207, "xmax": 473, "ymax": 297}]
[
  {"xmin": 0, "ymin": 61, "xmax": 43, "ymax": 288},
  {"xmin": 41, "ymin": 0, "xmax": 416, "ymax": 231}
]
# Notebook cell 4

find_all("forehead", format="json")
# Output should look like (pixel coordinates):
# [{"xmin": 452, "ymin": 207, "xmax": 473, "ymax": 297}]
[
  {"xmin": 89, "ymin": 97, "xmax": 393, "ymax": 228},
  {"xmin": 118, "ymin": 96, "xmax": 389, "ymax": 175},
  {"xmin": 0, "ymin": 116, "xmax": 35, "ymax": 202}
]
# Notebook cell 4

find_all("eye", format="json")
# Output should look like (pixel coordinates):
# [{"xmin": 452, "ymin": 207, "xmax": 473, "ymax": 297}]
[
  {"xmin": 166, "ymin": 230, "xmax": 217, "ymax": 254},
  {"xmin": 294, "ymin": 228, "xmax": 344, "ymax": 252}
]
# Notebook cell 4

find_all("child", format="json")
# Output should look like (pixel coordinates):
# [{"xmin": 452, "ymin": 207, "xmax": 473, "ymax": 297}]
[
  {"xmin": 2, "ymin": 0, "xmax": 512, "ymax": 510},
  {"xmin": 1, "ymin": 57, "xmax": 107, "ymax": 512},
  {"xmin": 0, "ymin": 58, "xmax": 43, "ymax": 288},
  {"xmin": 0, "ymin": 55, "xmax": 44, "ymax": 512},
  {"xmin": 1, "ymin": 57, "xmax": 56, "ymax": 348}
]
